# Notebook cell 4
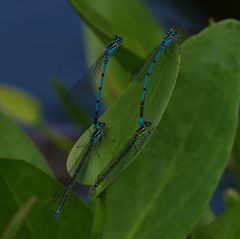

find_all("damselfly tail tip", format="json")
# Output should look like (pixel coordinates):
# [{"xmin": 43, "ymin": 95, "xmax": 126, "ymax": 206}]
[{"xmin": 54, "ymin": 208, "xmax": 61, "ymax": 219}]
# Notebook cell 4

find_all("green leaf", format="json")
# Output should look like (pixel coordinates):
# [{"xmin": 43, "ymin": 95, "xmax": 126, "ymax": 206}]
[
  {"xmin": 194, "ymin": 203, "xmax": 240, "ymax": 239},
  {"xmin": 101, "ymin": 19, "xmax": 240, "ymax": 239},
  {"xmin": 0, "ymin": 111, "xmax": 52, "ymax": 176},
  {"xmin": 224, "ymin": 188, "xmax": 240, "ymax": 208},
  {"xmin": 0, "ymin": 158, "xmax": 93, "ymax": 239},
  {"xmin": 0, "ymin": 85, "xmax": 42, "ymax": 126},
  {"xmin": 231, "ymin": 111, "xmax": 240, "ymax": 182},
  {"xmin": 67, "ymin": 41, "xmax": 180, "ymax": 185},
  {"xmin": 190, "ymin": 207, "xmax": 215, "ymax": 239},
  {"xmin": 90, "ymin": 197, "xmax": 105, "ymax": 239}
]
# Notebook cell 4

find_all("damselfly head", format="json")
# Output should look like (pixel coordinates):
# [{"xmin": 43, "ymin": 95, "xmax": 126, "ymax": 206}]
[
  {"xmin": 172, "ymin": 26, "xmax": 180, "ymax": 38},
  {"xmin": 89, "ymin": 186, "xmax": 95, "ymax": 195},
  {"xmin": 143, "ymin": 121, "xmax": 152, "ymax": 128},
  {"xmin": 170, "ymin": 26, "xmax": 178, "ymax": 33},
  {"xmin": 136, "ymin": 121, "xmax": 151, "ymax": 136},
  {"xmin": 166, "ymin": 26, "xmax": 178, "ymax": 38},
  {"xmin": 95, "ymin": 121, "xmax": 105, "ymax": 130},
  {"xmin": 112, "ymin": 35, "xmax": 123, "ymax": 44}
]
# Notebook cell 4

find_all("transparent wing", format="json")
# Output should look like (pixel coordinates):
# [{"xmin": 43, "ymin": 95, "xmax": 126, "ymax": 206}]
[
  {"xmin": 133, "ymin": 38, "xmax": 180, "ymax": 82},
  {"xmin": 68, "ymin": 140, "xmax": 93, "ymax": 177},
  {"xmin": 111, "ymin": 125, "xmax": 154, "ymax": 173},
  {"xmin": 164, "ymin": 39, "xmax": 180, "ymax": 62},
  {"xmin": 90, "ymin": 126, "xmax": 155, "ymax": 197},
  {"xmin": 65, "ymin": 54, "xmax": 104, "ymax": 106},
  {"xmin": 52, "ymin": 185, "xmax": 81, "ymax": 215},
  {"xmin": 132, "ymin": 45, "xmax": 160, "ymax": 82}
]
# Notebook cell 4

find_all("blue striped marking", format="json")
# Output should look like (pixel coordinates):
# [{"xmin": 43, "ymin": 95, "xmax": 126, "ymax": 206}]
[
  {"xmin": 66, "ymin": 35, "xmax": 123, "ymax": 129},
  {"xmin": 93, "ymin": 35, "xmax": 122, "ymax": 128}
]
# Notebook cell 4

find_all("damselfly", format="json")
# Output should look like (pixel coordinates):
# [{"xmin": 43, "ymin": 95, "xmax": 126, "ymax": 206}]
[
  {"xmin": 137, "ymin": 26, "xmax": 178, "ymax": 127},
  {"xmin": 54, "ymin": 35, "xmax": 123, "ymax": 218}
]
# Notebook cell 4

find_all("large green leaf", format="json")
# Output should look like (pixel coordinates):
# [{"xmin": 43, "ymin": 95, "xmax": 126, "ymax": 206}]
[
  {"xmin": 0, "ymin": 158, "xmax": 93, "ymax": 239},
  {"xmin": 100, "ymin": 19, "xmax": 240, "ymax": 239},
  {"xmin": 67, "ymin": 40, "xmax": 180, "ymax": 185},
  {"xmin": 0, "ymin": 111, "xmax": 52, "ymax": 176},
  {"xmin": 194, "ymin": 203, "xmax": 240, "ymax": 239}
]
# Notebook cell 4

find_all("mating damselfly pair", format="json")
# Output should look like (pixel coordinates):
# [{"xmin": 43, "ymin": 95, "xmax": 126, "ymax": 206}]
[{"xmin": 54, "ymin": 26, "xmax": 180, "ymax": 218}]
